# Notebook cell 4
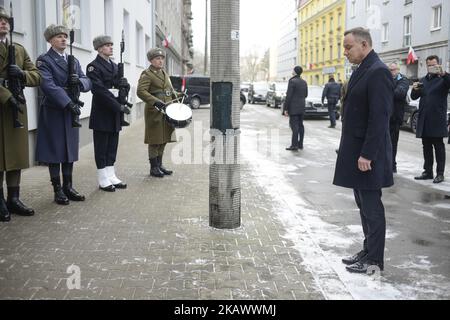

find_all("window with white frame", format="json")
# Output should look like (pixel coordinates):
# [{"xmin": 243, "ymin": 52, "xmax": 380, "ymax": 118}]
[
  {"xmin": 431, "ymin": 5, "xmax": 442, "ymax": 30},
  {"xmin": 351, "ymin": 1, "xmax": 356, "ymax": 18},
  {"xmin": 382, "ymin": 23, "xmax": 389, "ymax": 42},
  {"xmin": 136, "ymin": 22, "xmax": 144, "ymax": 67},
  {"xmin": 403, "ymin": 15, "xmax": 412, "ymax": 47},
  {"xmin": 365, "ymin": 0, "xmax": 371, "ymax": 11},
  {"xmin": 123, "ymin": 10, "xmax": 130, "ymax": 62}
]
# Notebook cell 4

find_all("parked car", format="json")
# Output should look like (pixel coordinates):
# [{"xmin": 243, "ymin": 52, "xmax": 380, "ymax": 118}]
[
  {"xmin": 240, "ymin": 83, "xmax": 251, "ymax": 102},
  {"xmin": 248, "ymin": 82, "xmax": 269, "ymax": 104},
  {"xmin": 266, "ymin": 82, "xmax": 288, "ymax": 108},
  {"xmin": 170, "ymin": 75, "xmax": 210, "ymax": 109},
  {"xmin": 282, "ymin": 85, "xmax": 340, "ymax": 119},
  {"xmin": 240, "ymin": 91, "xmax": 246, "ymax": 110}
]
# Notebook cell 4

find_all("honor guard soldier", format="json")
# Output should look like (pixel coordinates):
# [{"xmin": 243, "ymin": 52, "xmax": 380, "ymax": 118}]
[
  {"xmin": 137, "ymin": 48, "xmax": 181, "ymax": 178},
  {"xmin": 86, "ymin": 35, "xmax": 128, "ymax": 192},
  {"xmin": 0, "ymin": 6, "xmax": 41, "ymax": 222},
  {"xmin": 35, "ymin": 25, "xmax": 92, "ymax": 206}
]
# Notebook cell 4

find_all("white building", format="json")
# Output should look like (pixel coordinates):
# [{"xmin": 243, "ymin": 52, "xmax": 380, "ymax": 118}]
[
  {"xmin": 346, "ymin": 0, "xmax": 449, "ymax": 79},
  {"xmin": 275, "ymin": 0, "xmax": 299, "ymax": 81},
  {"xmin": 1, "ymin": 0, "xmax": 155, "ymax": 164}
]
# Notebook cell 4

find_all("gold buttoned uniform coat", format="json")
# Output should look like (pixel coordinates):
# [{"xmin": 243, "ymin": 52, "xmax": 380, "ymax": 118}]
[
  {"xmin": 137, "ymin": 66, "xmax": 178, "ymax": 145},
  {"xmin": 0, "ymin": 41, "xmax": 41, "ymax": 171}
]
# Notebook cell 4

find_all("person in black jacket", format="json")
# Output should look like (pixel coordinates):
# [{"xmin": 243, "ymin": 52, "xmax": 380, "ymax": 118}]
[
  {"xmin": 388, "ymin": 63, "xmax": 409, "ymax": 173},
  {"xmin": 86, "ymin": 35, "xmax": 129, "ymax": 192},
  {"xmin": 322, "ymin": 76, "xmax": 341, "ymax": 128},
  {"xmin": 334, "ymin": 28, "xmax": 394, "ymax": 274},
  {"xmin": 284, "ymin": 66, "xmax": 308, "ymax": 151},
  {"xmin": 412, "ymin": 55, "xmax": 450, "ymax": 184}
]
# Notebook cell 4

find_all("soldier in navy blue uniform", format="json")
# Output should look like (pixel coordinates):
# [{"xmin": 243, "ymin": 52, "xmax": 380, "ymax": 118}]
[
  {"xmin": 334, "ymin": 28, "xmax": 394, "ymax": 274},
  {"xmin": 86, "ymin": 35, "xmax": 129, "ymax": 192},
  {"xmin": 35, "ymin": 25, "xmax": 92, "ymax": 206}
]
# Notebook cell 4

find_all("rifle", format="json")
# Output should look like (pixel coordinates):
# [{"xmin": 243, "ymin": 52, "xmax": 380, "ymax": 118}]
[
  {"xmin": 7, "ymin": 3, "xmax": 25, "ymax": 129},
  {"xmin": 67, "ymin": 29, "xmax": 83, "ymax": 128},
  {"xmin": 117, "ymin": 30, "xmax": 132, "ymax": 126}
]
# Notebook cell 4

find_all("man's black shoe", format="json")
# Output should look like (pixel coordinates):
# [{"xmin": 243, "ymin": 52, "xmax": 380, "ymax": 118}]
[
  {"xmin": 6, "ymin": 187, "xmax": 35, "ymax": 216},
  {"xmin": 433, "ymin": 175, "xmax": 445, "ymax": 184},
  {"xmin": 346, "ymin": 260, "xmax": 384, "ymax": 274},
  {"xmin": 100, "ymin": 185, "xmax": 116, "ymax": 192},
  {"xmin": 328, "ymin": 125, "xmax": 336, "ymax": 128},
  {"xmin": 286, "ymin": 146, "xmax": 299, "ymax": 151},
  {"xmin": 342, "ymin": 250, "xmax": 368, "ymax": 265},
  {"xmin": 0, "ymin": 193, "xmax": 11, "ymax": 222},
  {"xmin": 414, "ymin": 172, "xmax": 434, "ymax": 180},
  {"xmin": 113, "ymin": 183, "xmax": 128, "ymax": 189}
]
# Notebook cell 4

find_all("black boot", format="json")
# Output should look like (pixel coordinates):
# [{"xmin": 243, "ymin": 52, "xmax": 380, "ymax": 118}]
[
  {"xmin": 150, "ymin": 158, "xmax": 164, "ymax": 178},
  {"xmin": 158, "ymin": 156, "xmax": 173, "ymax": 176},
  {"xmin": 51, "ymin": 178, "xmax": 69, "ymax": 206},
  {"xmin": 6, "ymin": 187, "xmax": 34, "ymax": 216},
  {"xmin": 0, "ymin": 189, "xmax": 11, "ymax": 222},
  {"xmin": 63, "ymin": 175, "xmax": 85, "ymax": 202}
]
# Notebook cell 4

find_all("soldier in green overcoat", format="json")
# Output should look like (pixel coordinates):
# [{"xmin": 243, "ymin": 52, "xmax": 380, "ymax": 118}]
[
  {"xmin": 137, "ymin": 48, "xmax": 180, "ymax": 178},
  {"xmin": 0, "ymin": 7, "xmax": 41, "ymax": 222}
]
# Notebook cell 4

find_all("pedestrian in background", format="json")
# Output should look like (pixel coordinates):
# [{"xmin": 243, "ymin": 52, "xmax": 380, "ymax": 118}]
[
  {"xmin": 35, "ymin": 25, "xmax": 92, "ymax": 205},
  {"xmin": 388, "ymin": 62, "xmax": 409, "ymax": 173},
  {"xmin": 412, "ymin": 55, "xmax": 450, "ymax": 184},
  {"xmin": 284, "ymin": 66, "xmax": 308, "ymax": 151},
  {"xmin": 334, "ymin": 28, "xmax": 394, "ymax": 274},
  {"xmin": 322, "ymin": 75, "xmax": 341, "ymax": 128},
  {"xmin": 0, "ymin": 7, "xmax": 41, "ymax": 222}
]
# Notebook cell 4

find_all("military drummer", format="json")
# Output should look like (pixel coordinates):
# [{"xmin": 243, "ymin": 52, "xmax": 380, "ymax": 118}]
[{"xmin": 137, "ymin": 48, "xmax": 181, "ymax": 178}]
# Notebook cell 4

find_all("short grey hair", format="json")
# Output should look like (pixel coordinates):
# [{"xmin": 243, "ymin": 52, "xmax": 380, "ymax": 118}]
[{"xmin": 344, "ymin": 27, "xmax": 373, "ymax": 47}]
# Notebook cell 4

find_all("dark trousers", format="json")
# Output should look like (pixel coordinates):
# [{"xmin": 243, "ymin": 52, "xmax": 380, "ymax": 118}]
[
  {"xmin": 93, "ymin": 131, "xmax": 120, "ymax": 170},
  {"xmin": 422, "ymin": 137, "xmax": 446, "ymax": 175},
  {"xmin": 328, "ymin": 102, "xmax": 337, "ymax": 127},
  {"xmin": 353, "ymin": 189, "xmax": 386, "ymax": 263},
  {"xmin": 289, "ymin": 114, "xmax": 304, "ymax": 148},
  {"xmin": 389, "ymin": 122, "xmax": 400, "ymax": 170},
  {"xmin": 49, "ymin": 163, "xmax": 73, "ymax": 179}
]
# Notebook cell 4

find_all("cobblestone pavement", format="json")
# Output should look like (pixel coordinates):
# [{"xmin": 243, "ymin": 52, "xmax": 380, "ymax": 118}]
[{"xmin": 0, "ymin": 108, "xmax": 325, "ymax": 300}]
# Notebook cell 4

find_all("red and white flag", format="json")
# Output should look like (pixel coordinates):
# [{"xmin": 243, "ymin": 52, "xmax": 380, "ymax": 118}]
[
  {"xmin": 407, "ymin": 46, "xmax": 418, "ymax": 65},
  {"xmin": 163, "ymin": 34, "xmax": 172, "ymax": 48}
]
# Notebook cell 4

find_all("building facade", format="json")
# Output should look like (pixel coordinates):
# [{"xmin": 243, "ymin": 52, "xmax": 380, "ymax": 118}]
[
  {"xmin": 346, "ymin": 0, "xmax": 449, "ymax": 79},
  {"xmin": 298, "ymin": 0, "xmax": 346, "ymax": 85},
  {"xmin": 275, "ymin": 0, "xmax": 299, "ymax": 81},
  {"xmin": 0, "ymin": 0, "xmax": 193, "ymax": 165},
  {"xmin": 154, "ymin": 0, "xmax": 194, "ymax": 76}
]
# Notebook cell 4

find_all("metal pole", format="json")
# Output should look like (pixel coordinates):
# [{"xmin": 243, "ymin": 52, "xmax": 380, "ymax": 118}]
[
  {"xmin": 204, "ymin": 0, "xmax": 208, "ymax": 75},
  {"xmin": 209, "ymin": 0, "xmax": 241, "ymax": 229}
]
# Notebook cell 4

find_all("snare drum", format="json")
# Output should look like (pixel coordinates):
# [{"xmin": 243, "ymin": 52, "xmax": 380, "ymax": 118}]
[{"xmin": 165, "ymin": 103, "xmax": 193, "ymax": 129}]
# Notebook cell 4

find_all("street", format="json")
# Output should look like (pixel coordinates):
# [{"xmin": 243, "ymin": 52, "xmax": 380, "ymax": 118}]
[{"xmin": 0, "ymin": 103, "xmax": 449, "ymax": 300}]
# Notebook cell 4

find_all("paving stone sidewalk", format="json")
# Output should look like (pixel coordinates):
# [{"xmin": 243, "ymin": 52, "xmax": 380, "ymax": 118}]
[{"xmin": 0, "ymin": 109, "xmax": 324, "ymax": 300}]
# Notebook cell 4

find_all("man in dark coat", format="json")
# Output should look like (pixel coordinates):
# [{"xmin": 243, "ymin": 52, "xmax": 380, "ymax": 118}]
[
  {"xmin": 36, "ymin": 25, "xmax": 92, "ymax": 205},
  {"xmin": 322, "ymin": 76, "xmax": 341, "ymax": 128},
  {"xmin": 388, "ymin": 62, "xmax": 409, "ymax": 173},
  {"xmin": 284, "ymin": 66, "xmax": 308, "ymax": 151},
  {"xmin": 0, "ymin": 7, "xmax": 41, "ymax": 222},
  {"xmin": 334, "ymin": 28, "xmax": 394, "ymax": 274},
  {"xmin": 412, "ymin": 55, "xmax": 450, "ymax": 184},
  {"xmin": 87, "ymin": 35, "xmax": 129, "ymax": 192}
]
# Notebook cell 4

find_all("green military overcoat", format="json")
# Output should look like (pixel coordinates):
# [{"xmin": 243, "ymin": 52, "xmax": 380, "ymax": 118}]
[
  {"xmin": 137, "ymin": 65, "xmax": 178, "ymax": 145},
  {"xmin": 0, "ymin": 41, "xmax": 41, "ymax": 171}
]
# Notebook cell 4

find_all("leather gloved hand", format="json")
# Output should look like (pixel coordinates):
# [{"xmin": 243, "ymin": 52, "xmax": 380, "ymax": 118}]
[
  {"xmin": 120, "ymin": 105, "xmax": 131, "ymax": 115},
  {"xmin": 8, "ymin": 65, "xmax": 25, "ymax": 81},
  {"xmin": 8, "ymin": 96, "xmax": 24, "ymax": 113},
  {"xmin": 68, "ymin": 74, "xmax": 80, "ymax": 87},
  {"xmin": 66, "ymin": 102, "xmax": 81, "ymax": 116},
  {"xmin": 154, "ymin": 101, "xmax": 166, "ymax": 111}
]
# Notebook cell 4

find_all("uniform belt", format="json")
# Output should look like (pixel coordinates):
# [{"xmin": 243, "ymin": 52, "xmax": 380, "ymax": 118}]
[{"xmin": 151, "ymin": 90, "xmax": 172, "ymax": 98}]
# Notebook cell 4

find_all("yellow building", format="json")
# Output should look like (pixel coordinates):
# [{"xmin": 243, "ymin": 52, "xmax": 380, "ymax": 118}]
[{"xmin": 298, "ymin": 0, "xmax": 346, "ymax": 86}]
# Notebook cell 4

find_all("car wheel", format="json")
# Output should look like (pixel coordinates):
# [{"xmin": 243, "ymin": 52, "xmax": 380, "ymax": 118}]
[
  {"xmin": 190, "ymin": 97, "xmax": 201, "ymax": 109},
  {"xmin": 411, "ymin": 112, "xmax": 418, "ymax": 134},
  {"xmin": 240, "ymin": 99, "xmax": 245, "ymax": 110}
]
